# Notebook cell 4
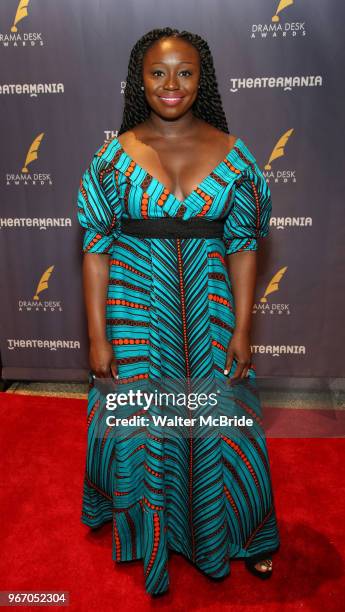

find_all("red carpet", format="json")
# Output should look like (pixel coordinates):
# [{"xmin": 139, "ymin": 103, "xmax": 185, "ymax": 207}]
[{"xmin": 1, "ymin": 393, "xmax": 344, "ymax": 611}]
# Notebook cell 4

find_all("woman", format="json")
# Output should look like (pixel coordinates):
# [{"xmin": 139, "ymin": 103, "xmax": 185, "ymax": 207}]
[{"xmin": 77, "ymin": 27, "xmax": 280, "ymax": 596}]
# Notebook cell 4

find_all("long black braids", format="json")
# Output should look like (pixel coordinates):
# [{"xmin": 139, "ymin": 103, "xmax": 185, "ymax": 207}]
[{"xmin": 118, "ymin": 27, "xmax": 229, "ymax": 136}]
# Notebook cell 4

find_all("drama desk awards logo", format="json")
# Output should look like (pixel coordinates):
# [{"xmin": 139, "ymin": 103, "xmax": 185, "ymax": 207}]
[
  {"xmin": 18, "ymin": 266, "xmax": 63, "ymax": 312},
  {"xmin": 251, "ymin": 0, "xmax": 307, "ymax": 39},
  {"xmin": 264, "ymin": 130, "xmax": 313, "ymax": 231},
  {"xmin": 0, "ymin": 0, "xmax": 44, "ymax": 46},
  {"xmin": 264, "ymin": 129, "xmax": 296, "ymax": 183},
  {"xmin": 252, "ymin": 266, "xmax": 306, "ymax": 358},
  {"xmin": 254, "ymin": 267, "xmax": 290, "ymax": 316},
  {"xmin": 6, "ymin": 133, "xmax": 52, "ymax": 186}
]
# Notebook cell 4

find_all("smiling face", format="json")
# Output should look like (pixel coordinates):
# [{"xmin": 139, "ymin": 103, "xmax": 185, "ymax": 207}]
[{"xmin": 142, "ymin": 36, "xmax": 201, "ymax": 119}]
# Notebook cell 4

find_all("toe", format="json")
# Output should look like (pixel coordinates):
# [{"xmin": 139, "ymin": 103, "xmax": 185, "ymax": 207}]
[
  {"xmin": 255, "ymin": 562, "xmax": 268, "ymax": 572},
  {"xmin": 255, "ymin": 559, "xmax": 272, "ymax": 572}
]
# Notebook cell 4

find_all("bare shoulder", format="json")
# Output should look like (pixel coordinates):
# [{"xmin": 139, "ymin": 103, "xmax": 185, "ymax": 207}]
[
  {"xmin": 227, "ymin": 133, "xmax": 238, "ymax": 148},
  {"xmin": 212, "ymin": 128, "xmax": 238, "ymax": 149},
  {"xmin": 117, "ymin": 122, "xmax": 151, "ymax": 145},
  {"xmin": 198, "ymin": 121, "xmax": 237, "ymax": 148},
  {"xmin": 116, "ymin": 130, "xmax": 136, "ymax": 146}
]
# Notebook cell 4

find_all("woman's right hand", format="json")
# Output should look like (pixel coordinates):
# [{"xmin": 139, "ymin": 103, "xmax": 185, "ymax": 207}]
[{"xmin": 89, "ymin": 338, "xmax": 118, "ymax": 379}]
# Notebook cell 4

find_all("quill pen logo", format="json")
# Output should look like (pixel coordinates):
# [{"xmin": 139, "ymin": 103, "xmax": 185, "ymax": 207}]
[
  {"xmin": 6, "ymin": 133, "xmax": 52, "ymax": 186},
  {"xmin": 0, "ymin": 0, "xmax": 44, "ymax": 46},
  {"xmin": 11, "ymin": 0, "xmax": 30, "ymax": 32},
  {"xmin": 263, "ymin": 129, "xmax": 296, "ymax": 184},
  {"xmin": 18, "ymin": 265, "xmax": 63, "ymax": 312},
  {"xmin": 272, "ymin": 0, "xmax": 294, "ymax": 22},
  {"xmin": 250, "ymin": 0, "xmax": 307, "ymax": 39},
  {"xmin": 33, "ymin": 265, "xmax": 54, "ymax": 300},
  {"xmin": 264, "ymin": 131, "xmax": 313, "ymax": 229},
  {"xmin": 260, "ymin": 268, "xmax": 288, "ymax": 304},
  {"xmin": 265, "ymin": 129, "xmax": 294, "ymax": 170},
  {"xmin": 253, "ymin": 267, "xmax": 291, "ymax": 316},
  {"xmin": 22, "ymin": 132, "xmax": 44, "ymax": 173}
]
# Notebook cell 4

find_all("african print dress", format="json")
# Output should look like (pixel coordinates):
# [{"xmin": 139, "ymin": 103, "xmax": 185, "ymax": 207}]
[{"xmin": 77, "ymin": 135, "xmax": 280, "ymax": 595}]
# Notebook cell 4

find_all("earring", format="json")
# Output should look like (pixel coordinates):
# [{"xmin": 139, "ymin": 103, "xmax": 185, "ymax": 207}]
[{"xmin": 141, "ymin": 85, "xmax": 144, "ymax": 90}]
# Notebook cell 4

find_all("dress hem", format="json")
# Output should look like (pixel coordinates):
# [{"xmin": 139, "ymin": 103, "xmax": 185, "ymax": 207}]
[{"xmin": 81, "ymin": 512, "xmax": 280, "ymax": 590}]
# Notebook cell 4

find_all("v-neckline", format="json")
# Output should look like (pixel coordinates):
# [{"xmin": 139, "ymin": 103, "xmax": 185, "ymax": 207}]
[{"xmin": 114, "ymin": 136, "xmax": 242, "ymax": 206}]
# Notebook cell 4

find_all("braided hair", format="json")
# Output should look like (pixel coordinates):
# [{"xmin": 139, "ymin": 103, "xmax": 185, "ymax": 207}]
[{"xmin": 118, "ymin": 27, "xmax": 229, "ymax": 136}]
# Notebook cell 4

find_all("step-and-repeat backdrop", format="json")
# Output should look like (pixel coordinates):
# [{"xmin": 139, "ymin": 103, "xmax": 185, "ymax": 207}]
[{"xmin": 1, "ymin": 0, "xmax": 344, "ymax": 380}]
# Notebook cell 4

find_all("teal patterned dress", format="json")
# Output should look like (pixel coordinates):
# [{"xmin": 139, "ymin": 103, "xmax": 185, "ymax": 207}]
[{"xmin": 77, "ymin": 135, "xmax": 280, "ymax": 594}]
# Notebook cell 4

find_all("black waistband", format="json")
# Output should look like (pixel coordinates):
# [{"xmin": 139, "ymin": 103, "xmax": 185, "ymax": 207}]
[{"xmin": 121, "ymin": 217, "xmax": 225, "ymax": 238}]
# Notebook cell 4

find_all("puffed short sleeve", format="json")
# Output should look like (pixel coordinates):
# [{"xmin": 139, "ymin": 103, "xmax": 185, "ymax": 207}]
[
  {"xmin": 77, "ymin": 151, "xmax": 122, "ymax": 253},
  {"xmin": 223, "ymin": 162, "xmax": 272, "ymax": 255}
]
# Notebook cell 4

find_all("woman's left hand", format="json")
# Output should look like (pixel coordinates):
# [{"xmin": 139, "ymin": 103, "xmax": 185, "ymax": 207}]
[{"xmin": 224, "ymin": 329, "xmax": 252, "ymax": 380}]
